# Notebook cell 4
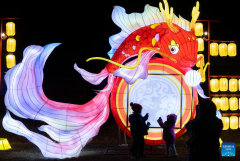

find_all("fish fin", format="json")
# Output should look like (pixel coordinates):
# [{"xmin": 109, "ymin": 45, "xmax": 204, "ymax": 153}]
[
  {"xmin": 113, "ymin": 50, "xmax": 155, "ymax": 84},
  {"xmin": 194, "ymin": 84, "xmax": 209, "ymax": 98},
  {"xmin": 74, "ymin": 64, "xmax": 109, "ymax": 85}
]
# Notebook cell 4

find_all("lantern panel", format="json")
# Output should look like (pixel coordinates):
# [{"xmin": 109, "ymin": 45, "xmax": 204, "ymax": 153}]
[
  {"xmin": 212, "ymin": 97, "xmax": 221, "ymax": 110},
  {"xmin": 210, "ymin": 79, "xmax": 219, "ymax": 92},
  {"xmin": 219, "ymin": 78, "xmax": 228, "ymax": 92},
  {"xmin": 6, "ymin": 54, "xmax": 16, "ymax": 69},
  {"xmin": 220, "ymin": 97, "xmax": 229, "ymax": 111},
  {"xmin": 230, "ymin": 116, "xmax": 238, "ymax": 130},
  {"xmin": 219, "ymin": 43, "xmax": 228, "ymax": 57},
  {"xmin": 222, "ymin": 117, "xmax": 229, "ymax": 130},
  {"xmin": 196, "ymin": 54, "xmax": 205, "ymax": 68},
  {"xmin": 229, "ymin": 79, "xmax": 238, "ymax": 92},
  {"xmin": 6, "ymin": 22, "xmax": 15, "ymax": 36},
  {"xmin": 6, "ymin": 38, "xmax": 16, "ymax": 52},
  {"xmin": 210, "ymin": 43, "xmax": 218, "ymax": 56},
  {"xmin": 228, "ymin": 43, "xmax": 237, "ymax": 57},
  {"xmin": 229, "ymin": 97, "xmax": 238, "ymax": 111},
  {"xmin": 197, "ymin": 38, "xmax": 204, "ymax": 52},
  {"xmin": 195, "ymin": 23, "xmax": 203, "ymax": 36}
]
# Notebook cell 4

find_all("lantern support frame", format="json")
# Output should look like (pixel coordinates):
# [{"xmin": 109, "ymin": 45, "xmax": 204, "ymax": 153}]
[{"xmin": 0, "ymin": 18, "xmax": 19, "ymax": 91}]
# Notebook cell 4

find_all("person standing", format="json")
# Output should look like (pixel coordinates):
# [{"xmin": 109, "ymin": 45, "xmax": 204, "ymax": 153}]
[
  {"xmin": 157, "ymin": 114, "xmax": 178, "ymax": 157},
  {"xmin": 185, "ymin": 99, "xmax": 223, "ymax": 161},
  {"xmin": 129, "ymin": 102, "xmax": 150, "ymax": 159}
]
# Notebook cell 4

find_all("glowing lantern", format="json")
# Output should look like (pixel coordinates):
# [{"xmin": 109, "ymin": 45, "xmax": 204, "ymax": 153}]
[
  {"xmin": 195, "ymin": 23, "xmax": 203, "ymax": 36},
  {"xmin": 210, "ymin": 43, "xmax": 218, "ymax": 56},
  {"xmin": 239, "ymin": 79, "xmax": 240, "ymax": 91},
  {"xmin": 228, "ymin": 43, "xmax": 237, "ymax": 57},
  {"xmin": 6, "ymin": 38, "xmax": 16, "ymax": 52},
  {"xmin": 210, "ymin": 79, "xmax": 219, "ymax": 92},
  {"xmin": 6, "ymin": 22, "xmax": 15, "ymax": 36},
  {"xmin": 197, "ymin": 38, "xmax": 204, "ymax": 51},
  {"xmin": 212, "ymin": 97, "xmax": 221, "ymax": 110},
  {"xmin": 184, "ymin": 70, "xmax": 201, "ymax": 87},
  {"xmin": 219, "ymin": 78, "xmax": 228, "ymax": 92},
  {"xmin": 196, "ymin": 54, "xmax": 205, "ymax": 67},
  {"xmin": 6, "ymin": 54, "xmax": 16, "ymax": 68},
  {"xmin": 239, "ymin": 116, "xmax": 240, "ymax": 128},
  {"xmin": 229, "ymin": 78, "xmax": 238, "ymax": 92},
  {"xmin": 229, "ymin": 97, "xmax": 238, "ymax": 111},
  {"xmin": 220, "ymin": 97, "xmax": 229, "ymax": 111},
  {"xmin": 219, "ymin": 43, "xmax": 228, "ymax": 57},
  {"xmin": 230, "ymin": 116, "xmax": 238, "ymax": 130},
  {"xmin": 222, "ymin": 117, "xmax": 229, "ymax": 130},
  {"xmin": 0, "ymin": 138, "xmax": 11, "ymax": 150}
]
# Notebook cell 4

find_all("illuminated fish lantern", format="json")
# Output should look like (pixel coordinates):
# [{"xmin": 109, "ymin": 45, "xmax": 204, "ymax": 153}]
[
  {"xmin": 74, "ymin": 0, "xmax": 208, "ymax": 97},
  {"xmin": 2, "ymin": 0, "xmax": 209, "ymax": 159}
]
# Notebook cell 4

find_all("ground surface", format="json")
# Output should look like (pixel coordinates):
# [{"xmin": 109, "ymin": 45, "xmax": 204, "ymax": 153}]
[
  {"xmin": 1, "ymin": 121, "xmax": 240, "ymax": 161},
  {"xmin": 0, "ymin": 96, "xmax": 239, "ymax": 161}
]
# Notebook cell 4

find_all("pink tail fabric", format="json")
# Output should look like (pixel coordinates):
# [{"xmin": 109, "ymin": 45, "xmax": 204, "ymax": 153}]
[{"xmin": 3, "ymin": 43, "xmax": 115, "ymax": 159}]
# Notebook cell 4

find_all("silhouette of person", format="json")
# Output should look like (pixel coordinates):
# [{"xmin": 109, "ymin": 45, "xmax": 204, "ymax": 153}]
[
  {"xmin": 129, "ymin": 102, "xmax": 150, "ymax": 159},
  {"xmin": 185, "ymin": 99, "xmax": 223, "ymax": 161},
  {"xmin": 157, "ymin": 114, "xmax": 178, "ymax": 157}
]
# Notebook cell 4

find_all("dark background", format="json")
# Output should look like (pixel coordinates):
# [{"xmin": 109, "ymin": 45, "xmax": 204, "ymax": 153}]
[{"xmin": 0, "ymin": 0, "xmax": 239, "ymax": 104}]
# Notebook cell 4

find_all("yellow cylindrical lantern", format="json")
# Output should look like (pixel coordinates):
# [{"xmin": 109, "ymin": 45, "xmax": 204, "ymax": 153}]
[
  {"xmin": 219, "ymin": 43, "xmax": 228, "ymax": 57},
  {"xmin": 230, "ymin": 116, "xmax": 238, "ymax": 130},
  {"xmin": 210, "ymin": 79, "xmax": 219, "ymax": 92},
  {"xmin": 210, "ymin": 43, "xmax": 218, "ymax": 56},
  {"xmin": 229, "ymin": 78, "xmax": 238, "ymax": 92},
  {"xmin": 228, "ymin": 43, "xmax": 237, "ymax": 57},
  {"xmin": 197, "ymin": 38, "xmax": 204, "ymax": 51},
  {"xmin": 6, "ymin": 22, "xmax": 15, "ymax": 36},
  {"xmin": 219, "ymin": 78, "xmax": 228, "ymax": 92},
  {"xmin": 229, "ymin": 97, "xmax": 238, "ymax": 111},
  {"xmin": 6, "ymin": 38, "xmax": 16, "ymax": 52},
  {"xmin": 6, "ymin": 54, "xmax": 16, "ymax": 68},
  {"xmin": 196, "ymin": 54, "xmax": 205, "ymax": 68},
  {"xmin": 195, "ymin": 23, "xmax": 203, "ymax": 36},
  {"xmin": 239, "ymin": 79, "xmax": 240, "ymax": 91},
  {"xmin": 220, "ymin": 97, "xmax": 229, "ymax": 111},
  {"xmin": 212, "ymin": 97, "xmax": 221, "ymax": 110},
  {"xmin": 222, "ymin": 117, "xmax": 229, "ymax": 130}
]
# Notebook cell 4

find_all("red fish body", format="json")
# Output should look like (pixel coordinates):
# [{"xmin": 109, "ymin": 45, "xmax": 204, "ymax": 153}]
[{"xmin": 106, "ymin": 23, "xmax": 198, "ymax": 73}]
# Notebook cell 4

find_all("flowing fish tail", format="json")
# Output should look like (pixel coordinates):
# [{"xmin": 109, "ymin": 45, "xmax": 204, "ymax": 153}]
[{"xmin": 3, "ymin": 43, "xmax": 115, "ymax": 159}]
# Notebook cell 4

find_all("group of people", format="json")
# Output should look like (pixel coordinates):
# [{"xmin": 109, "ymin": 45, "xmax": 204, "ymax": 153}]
[{"xmin": 129, "ymin": 100, "xmax": 223, "ymax": 161}]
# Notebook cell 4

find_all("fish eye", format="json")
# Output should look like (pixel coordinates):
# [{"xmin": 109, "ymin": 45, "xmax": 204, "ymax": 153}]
[{"xmin": 169, "ymin": 45, "xmax": 179, "ymax": 54}]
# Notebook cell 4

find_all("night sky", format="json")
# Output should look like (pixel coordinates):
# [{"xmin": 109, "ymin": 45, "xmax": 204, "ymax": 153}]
[{"xmin": 0, "ymin": 0, "xmax": 239, "ymax": 104}]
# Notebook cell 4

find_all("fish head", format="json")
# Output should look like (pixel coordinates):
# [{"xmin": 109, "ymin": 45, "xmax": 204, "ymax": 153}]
[{"xmin": 157, "ymin": 26, "xmax": 198, "ymax": 68}]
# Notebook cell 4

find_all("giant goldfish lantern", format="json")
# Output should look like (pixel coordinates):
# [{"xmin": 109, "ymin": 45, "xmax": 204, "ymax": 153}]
[
  {"xmin": 2, "ymin": 0, "xmax": 209, "ymax": 159},
  {"xmin": 74, "ymin": 0, "xmax": 209, "ymax": 145}
]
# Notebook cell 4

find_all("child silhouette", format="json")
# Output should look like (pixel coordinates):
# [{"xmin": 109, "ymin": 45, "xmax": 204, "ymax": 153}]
[
  {"xmin": 157, "ymin": 114, "xmax": 178, "ymax": 157},
  {"xmin": 129, "ymin": 102, "xmax": 150, "ymax": 159}
]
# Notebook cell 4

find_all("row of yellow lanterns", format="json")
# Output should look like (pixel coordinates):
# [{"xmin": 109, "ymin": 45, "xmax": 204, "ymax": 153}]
[
  {"xmin": 210, "ymin": 43, "xmax": 236, "ymax": 57},
  {"xmin": 212, "ymin": 97, "xmax": 240, "ymax": 111},
  {"xmin": 6, "ymin": 22, "xmax": 16, "ymax": 68},
  {"xmin": 210, "ymin": 78, "xmax": 240, "ymax": 92},
  {"xmin": 196, "ymin": 40, "xmax": 237, "ymax": 57},
  {"xmin": 222, "ymin": 116, "xmax": 239, "ymax": 130},
  {"xmin": 195, "ymin": 23, "xmax": 237, "ymax": 56}
]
